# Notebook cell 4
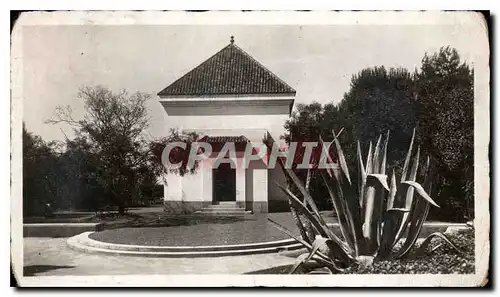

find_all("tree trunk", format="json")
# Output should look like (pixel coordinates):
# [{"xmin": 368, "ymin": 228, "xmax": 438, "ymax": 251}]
[{"xmin": 118, "ymin": 205, "xmax": 125, "ymax": 215}]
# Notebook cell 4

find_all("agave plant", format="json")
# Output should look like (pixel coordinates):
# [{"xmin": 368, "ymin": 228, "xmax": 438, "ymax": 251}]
[{"xmin": 266, "ymin": 129, "xmax": 462, "ymax": 274}]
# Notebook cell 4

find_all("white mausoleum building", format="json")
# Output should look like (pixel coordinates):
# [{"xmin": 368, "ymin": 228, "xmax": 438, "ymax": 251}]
[{"xmin": 157, "ymin": 37, "xmax": 295, "ymax": 214}]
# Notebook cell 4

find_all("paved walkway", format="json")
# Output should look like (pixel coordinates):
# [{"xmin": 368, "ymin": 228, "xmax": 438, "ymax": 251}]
[{"xmin": 23, "ymin": 237, "xmax": 299, "ymax": 276}]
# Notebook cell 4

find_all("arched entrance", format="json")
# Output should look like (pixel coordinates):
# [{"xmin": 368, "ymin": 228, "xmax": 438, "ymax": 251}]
[{"xmin": 212, "ymin": 162, "xmax": 236, "ymax": 203}]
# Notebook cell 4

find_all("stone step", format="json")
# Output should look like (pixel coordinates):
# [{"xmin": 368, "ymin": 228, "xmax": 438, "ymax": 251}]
[
  {"xmin": 67, "ymin": 232, "xmax": 303, "ymax": 258},
  {"xmin": 206, "ymin": 204, "xmax": 241, "ymax": 209},
  {"xmin": 195, "ymin": 210, "xmax": 253, "ymax": 215},
  {"xmin": 76, "ymin": 232, "xmax": 298, "ymax": 252},
  {"xmin": 200, "ymin": 208, "xmax": 245, "ymax": 211}
]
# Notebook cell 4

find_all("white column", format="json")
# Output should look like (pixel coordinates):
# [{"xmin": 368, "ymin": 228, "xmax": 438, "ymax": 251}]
[
  {"xmin": 235, "ymin": 164, "xmax": 246, "ymax": 207},
  {"xmin": 202, "ymin": 159, "xmax": 213, "ymax": 203},
  {"xmin": 252, "ymin": 168, "xmax": 268, "ymax": 213}
]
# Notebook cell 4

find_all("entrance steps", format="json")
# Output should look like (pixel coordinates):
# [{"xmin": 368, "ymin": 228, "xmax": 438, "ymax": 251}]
[{"xmin": 196, "ymin": 202, "xmax": 252, "ymax": 215}]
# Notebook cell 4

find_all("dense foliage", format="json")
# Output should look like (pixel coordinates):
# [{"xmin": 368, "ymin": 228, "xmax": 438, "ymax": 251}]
[
  {"xmin": 268, "ymin": 129, "xmax": 462, "ymax": 274},
  {"xmin": 23, "ymin": 86, "xmax": 183, "ymax": 216},
  {"xmin": 284, "ymin": 47, "xmax": 474, "ymax": 222},
  {"xmin": 23, "ymin": 124, "xmax": 61, "ymax": 216},
  {"xmin": 344, "ymin": 228, "xmax": 474, "ymax": 274},
  {"xmin": 415, "ymin": 47, "xmax": 474, "ymax": 221}
]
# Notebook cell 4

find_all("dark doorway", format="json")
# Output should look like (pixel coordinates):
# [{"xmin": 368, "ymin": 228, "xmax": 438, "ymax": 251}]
[{"xmin": 213, "ymin": 162, "xmax": 236, "ymax": 202}]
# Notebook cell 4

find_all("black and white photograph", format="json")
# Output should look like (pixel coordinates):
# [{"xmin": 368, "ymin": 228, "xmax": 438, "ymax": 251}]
[{"xmin": 10, "ymin": 11, "xmax": 490, "ymax": 287}]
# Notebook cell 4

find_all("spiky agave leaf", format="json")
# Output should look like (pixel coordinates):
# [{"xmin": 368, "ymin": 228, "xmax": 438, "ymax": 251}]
[
  {"xmin": 393, "ymin": 156, "xmax": 433, "ymax": 257},
  {"xmin": 267, "ymin": 218, "xmax": 313, "ymax": 250},
  {"xmin": 267, "ymin": 217, "xmax": 342, "ymax": 272},
  {"xmin": 377, "ymin": 207, "xmax": 411, "ymax": 259},
  {"xmin": 401, "ymin": 181, "xmax": 439, "ymax": 208},
  {"xmin": 405, "ymin": 146, "xmax": 420, "ymax": 208},
  {"xmin": 320, "ymin": 170, "xmax": 359, "ymax": 255},
  {"xmin": 391, "ymin": 178, "xmax": 437, "ymax": 256},
  {"xmin": 365, "ymin": 141, "xmax": 373, "ymax": 174},
  {"xmin": 320, "ymin": 133, "xmax": 363, "ymax": 255},
  {"xmin": 319, "ymin": 135, "xmax": 362, "ymax": 254},
  {"xmin": 319, "ymin": 135, "xmax": 340, "ymax": 181},
  {"xmin": 357, "ymin": 141, "xmax": 367, "ymax": 208},
  {"xmin": 380, "ymin": 131, "xmax": 390, "ymax": 175},
  {"xmin": 289, "ymin": 200, "xmax": 313, "ymax": 244},
  {"xmin": 281, "ymin": 165, "xmax": 329, "ymax": 227},
  {"xmin": 296, "ymin": 236, "xmax": 348, "ymax": 274},
  {"xmin": 361, "ymin": 172, "xmax": 390, "ymax": 254},
  {"xmin": 401, "ymin": 128, "xmax": 416, "ymax": 182},
  {"xmin": 393, "ymin": 198, "xmax": 430, "ymax": 258},
  {"xmin": 265, "ymin": 133, "xmax": 329, "ymax": 230},
  {"xmin": 415, "ymin": 232, "xmax": 464, "ymax": 256},
  {"xmin": 392, "ymin": 146, "xmax": 422, "ymax": 246},
  {"xmin": 268, "ymin": 218, "xmax": 329, "ymax": 260},
  {"xmin": 372, "ymin": 134, "xmax": 383, "ymax": 173},
  {"xmin": 386, "ymin": 169, "xmax": 397, "ymax": 210},
  {"xmin": 366, "ymin": 174, "xmax": 390, "ymax": 191},
  {"xmin": 373, "ymin": 132, "xmax": 390, "ymax": 246},
  {"xmin": 332, "ymin": 129, "xmax": 352, "ymax": 184},
  {"xmin": 302, "ymin": 169, "xmax": 317, "ymax": 242},
  {"xmin": 274, "ymin": 182, "xmax": 353, "ymax": 263}
]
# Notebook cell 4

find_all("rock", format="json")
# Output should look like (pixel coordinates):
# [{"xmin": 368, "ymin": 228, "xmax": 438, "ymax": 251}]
[{"xmin": 356, "ymin": 256, "xmax": 374, "ymax": 268}]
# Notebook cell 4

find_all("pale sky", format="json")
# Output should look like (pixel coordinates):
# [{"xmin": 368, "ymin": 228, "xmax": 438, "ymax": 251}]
[{"xmin": 22, "ymin": 24, "xmax": 483, "ymax": 142}]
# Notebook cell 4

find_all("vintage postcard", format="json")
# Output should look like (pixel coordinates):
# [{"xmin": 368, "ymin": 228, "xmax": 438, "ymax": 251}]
[{"xmin": 11, "ymin": 11, "xmax": 489, "ymax": 287}]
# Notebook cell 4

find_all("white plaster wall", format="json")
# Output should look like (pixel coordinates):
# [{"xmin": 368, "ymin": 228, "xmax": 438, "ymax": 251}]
[
  {"xmin": 173, "ymin": 114, "xmax": 288, "ymax": 144},
  {"xmin": 164, "ymin": 174, "xmax": 182, "ymax": 201},
  {"xmin": 160, "ymin": 97, "xmax": 293, "ymax": 144},
  {"xmin": 201, "ymin": 158, "xmax": 213, "ymax": 203},
  {"xmin": 252, "ymin": 168, "xmax": 269, "ymax": 211},
  {"xmin": 181, "ymin": 170, "xmax": 203, "ymax": 202},
  {"xmin": 235, "ymin": 166, "xmax": 246, "ymax": 204},
  {"xmin": 268, "ymin": 166, "xmax": 289, "ymax": 202},
  {"xmin": 161, "ymin": 96, "xmax": 294, "ymax": 205}
]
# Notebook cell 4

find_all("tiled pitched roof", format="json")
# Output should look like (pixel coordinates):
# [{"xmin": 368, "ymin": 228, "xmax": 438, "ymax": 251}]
[
  {"xmin": 199, "ymin": 135, "xmax": 249, "ymax": 143},
  {"xmin": 158, "ymin": 42, "xmax": 296, "ymax": 97}
]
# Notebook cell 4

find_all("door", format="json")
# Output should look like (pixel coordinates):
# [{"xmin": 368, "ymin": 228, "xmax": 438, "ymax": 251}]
[{"xmin": 212, "ymin": 162, "xmax": 236, "ymax": 202}]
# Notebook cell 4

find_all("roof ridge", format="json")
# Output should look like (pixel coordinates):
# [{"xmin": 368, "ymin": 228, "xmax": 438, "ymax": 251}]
[
  {"xmin": 158, "ymin": 41, "xmax": 297, "ymax": 97},
  {"xmin": 231, "ymin": 44, "xmax": 295, "ymax": 93},
  {"xmin": 157, "ymin": 44, "xmax": 233, "ymax": 96}
]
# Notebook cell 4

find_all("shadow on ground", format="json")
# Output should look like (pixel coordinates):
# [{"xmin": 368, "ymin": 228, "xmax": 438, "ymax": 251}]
[
  {"xmin": 245, "ymin": 264, "xmax": 293, "ymax": 274},
  {"xmin": 99, "ymin": 214, "xmax": 249, "ymax": 229},
  {"xmin": 24, "ymin": 265, "xmax": 75, "ymax": 276}
]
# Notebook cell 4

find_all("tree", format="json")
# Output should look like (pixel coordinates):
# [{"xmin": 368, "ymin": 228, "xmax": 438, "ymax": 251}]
[
  {"xmin": 283, "ymin": 67, "xmax": 417, "ymax": 210},
  {"xmin": 49, "ymin": 86, "xmax": 159, "ymax": 214},
  {"xmin": 57, "ymin": 136, "xmax": 105, "ymax": 211},
  {"xmin": 415, "ymin": 46, "xmax": 474, "ymax": 220},
  {"xmin": 149, "ymin": 128, "xmax": 200, "ymax": 178},
  {"xmin": 23, "ymin": 124, "xmax": 61, "ymax": 216},
  {"xmin": 283, "ymin": 103, "xmax": 330, "ymax": 209},
  {"xmin": 333, "ymin": 66, "xmax": 417, "ymax": 171}
]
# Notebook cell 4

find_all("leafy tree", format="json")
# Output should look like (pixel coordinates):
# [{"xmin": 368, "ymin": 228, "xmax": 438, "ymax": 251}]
[
  {"xmin": 149, "ymin": 128, "xmax": 200, "ymax": 178},
  {"xmin": 283, "ymin": 67, "xmax": 417, "ymax": 209},
  {"xmin": 57, "ymin": 136, "xmax": 105, "ymax": 211},
  {"xmin": 283, "ymin": 48, "xmax": 473, "ymax": 222},
  {"xmin": 49, "ymin": 86, "xmax": 161, "ymax": 214},
  {"xmin": 415, "ymin": 46, "xmax": 474, "ymax": 221},
  {"xmin": 333, "ymin": 66, "xmax": 417, "ymax": 171},
  {"xmin": 23, "ymin": 124, "xmax": 61, "ymax": 216},
  {"xmin": 283, "ymin": 103, "xmax": 330, "ymax": 209}
]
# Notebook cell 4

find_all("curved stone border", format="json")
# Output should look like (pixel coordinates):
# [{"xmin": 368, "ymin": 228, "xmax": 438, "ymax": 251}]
[
  {"xmin": 67, "ymin": 232, "xmax": 303, "ymax": 258},
  {"xmin": 67, "ymin": 222, "xmax": 469, "ymax": 258}
]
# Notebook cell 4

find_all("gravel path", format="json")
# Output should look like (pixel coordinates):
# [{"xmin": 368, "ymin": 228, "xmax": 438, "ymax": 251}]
[{"xmin": 88, "ymin": 212, "xmax": 325, "ymax": 246}]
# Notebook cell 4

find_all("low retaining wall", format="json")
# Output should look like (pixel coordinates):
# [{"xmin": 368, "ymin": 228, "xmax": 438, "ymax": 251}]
[
  {"xmin": 66, "ymin": 222, "xmax": 468, "ymax": 258},
  {"xmin": 23, "ymin": 223, "xmax": 104, "ymax": 238}
]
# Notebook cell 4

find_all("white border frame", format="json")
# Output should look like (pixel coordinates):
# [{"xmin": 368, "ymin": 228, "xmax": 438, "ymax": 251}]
[{"xmin": 10, "ymin": 10, "xmax": 490, "ymax": 287}]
